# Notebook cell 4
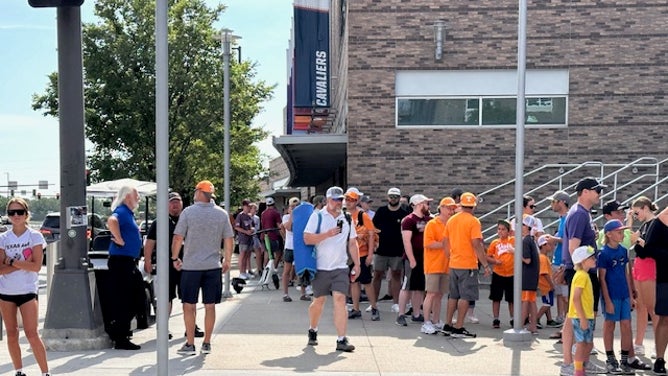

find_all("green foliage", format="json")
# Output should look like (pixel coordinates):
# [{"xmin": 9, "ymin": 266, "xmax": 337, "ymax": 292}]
[{"xmin": 32, "ymin": 0, "xmax": 274, "ymax": 204}]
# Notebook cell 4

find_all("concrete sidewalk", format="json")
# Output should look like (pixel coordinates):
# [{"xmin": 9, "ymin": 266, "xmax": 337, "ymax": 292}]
[{"xmin": 0, "ymin": 265, "xmax": 657, "ymax": 375}]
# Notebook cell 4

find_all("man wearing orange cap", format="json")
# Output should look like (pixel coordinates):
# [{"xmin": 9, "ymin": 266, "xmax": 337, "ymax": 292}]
[
  {"xmin": 421, "ymin": 197, "xmax": 458, "ymax": 334},
  {"xmin": 172, "ymin": 180, "xmax": 235, "ymax": 356},
  {"xmin": 443, "ymin": 192, "xmax": 491, "ymax": 338},
  {"xmin": 344, "ymin": 188, "xmax": 380, "ymax": 321}
]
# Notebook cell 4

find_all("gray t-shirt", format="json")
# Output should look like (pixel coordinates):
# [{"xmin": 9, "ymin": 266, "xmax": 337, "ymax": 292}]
[{"xmin": 174, "ymin": 201, "xmax": 234, "ymax": 271}]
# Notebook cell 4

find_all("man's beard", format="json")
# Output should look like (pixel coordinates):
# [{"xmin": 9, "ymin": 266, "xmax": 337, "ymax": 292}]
[
  {"xmin": 388, "ymin": 201, "xmax": 400, "ymax": 207},
  {"xmin": 421, "ymin": 207, "xmax": 431, "ymax": 216}
]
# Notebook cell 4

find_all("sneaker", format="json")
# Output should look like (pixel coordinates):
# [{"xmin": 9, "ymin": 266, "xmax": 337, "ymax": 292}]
[
  {"xmin": 626, "ymin": 358, "xmax": 651, "ymax": 371},
  {"xmin": 299, "ymin": 295, "xmax": 311, "ymax": 301},
  {"xmin": 379, "ymin": 294, "xmax": 393, "ymax": 301},
  {"xmin": 492, "ymin": 319, "xmax": 501, "ymax": 329},
  {"xmin": 185, "ymin": 325, "xmax": 205, "ymax": 338},
  {"xmin": 371, "ymin": 308, "xmax": 380, "ymax": 321},
  {"xmin": 466, "ymin": 314, "xmax": 480, "ymax": 324},
  {"xmin": 606, "ymin": 359, "xmax": 623, "ymax": 375},
  {"xmin": 405, "ymin": 307, "xmax": 413, "ymax": 317},
  {"xmin": 442, "ymin": 324, "xmax": 454, "ymax": 334},
  {"xmin": 15, "ymin": 372, "xmax": 27, "ymax": 376},
  {"xmin": 560, "ymin": 363, "xmax": 574, "ymax": 376},
  {"xmin": 391, "ymin": 304, "xmax": 400, "ymax": 313},
  {"xmin": 283, "ymin": 295, "xmax": 293, "ymax": 302},
  {"xmin": 585, "ymin": 361, "xmax": 608, "ymax": 374},
  {"xmin": 634, "ymin": 344, "xmax": 645, "ymax": 356},
  {"xmin": 114, "ymin": 339, "xmax": 141, "ymax": 350},
  {"xmin": 450, "ymin": 327, "xmax": 474, "ymax": 338},
  {"xmin": 200, "ymin": 342, "xmax": 211, "ymax": 354},
  {"xmin": 435, "ymin": 321, "xmax": 446, "ymax": 330},
  {"xmin": 177, "ymin": 343, "xmax": 196, "ymax": 356},
  {"xmin": 421, "ymin": 322, "xmax": 436, "ymax": 334},
  {"xmin": 411, "ymin": 314, "xmax": 424, "ymax": 323},
  {"xmin": 546, "ymin": 319, "xmax": 563, "ymax": 328},
  {"xmin": 654, "ymin": 358, "xmax": 667, "ymax": 375},
  {"xmin": 365, "ymin": 305, "xmax": 373, "ymax": 312},
  {"xmin": 395, "ymin": 315, "xmax": 408, "ymax": 327},
  {"xmin": 305, "ymin": 285, "xmax": 313, "ymax": 296},
  {"xmin": 307, "ymin": 329, "xmax": 318, "ymax": 346},
  {"xmin": 618, "ymin": 361, "xmax": 635, "ymax": 375},
  {"xmin": 239, "ymin": 273, "xmax": 249, "ymax": 280},
  {"xmin": 336, "ymin": 337, "xmax": 355, "ymax": 352},
  {"xmin": 348, "ymin": 309, "xmax": 362, "ymax": 319}
]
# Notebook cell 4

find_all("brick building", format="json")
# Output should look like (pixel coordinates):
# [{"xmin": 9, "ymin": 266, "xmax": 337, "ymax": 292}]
[{"xmin": 274, "ymin": 0, "xmax": 668, "ymax": 224}]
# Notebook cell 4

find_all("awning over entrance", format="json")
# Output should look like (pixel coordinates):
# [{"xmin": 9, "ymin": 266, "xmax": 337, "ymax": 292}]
[{"xmin": 273, "ymin": 134, "xmax": 347, "ymax": 187}]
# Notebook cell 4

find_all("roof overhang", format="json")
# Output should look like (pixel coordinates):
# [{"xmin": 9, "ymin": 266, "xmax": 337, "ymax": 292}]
[{"xmin": 273, "ymin": 134, "xmax": 347, "ymax": 187}]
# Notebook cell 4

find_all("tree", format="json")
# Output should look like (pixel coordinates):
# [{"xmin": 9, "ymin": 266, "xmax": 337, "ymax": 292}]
[{"xmin": 32, "ymin": 0, "xmax": 274, "ymax": 204}]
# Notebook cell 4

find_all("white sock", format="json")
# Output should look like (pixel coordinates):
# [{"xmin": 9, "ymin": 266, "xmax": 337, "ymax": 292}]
[{"xmin": 337, "ymin": 336, "xmax": 345, "ymax": 341}]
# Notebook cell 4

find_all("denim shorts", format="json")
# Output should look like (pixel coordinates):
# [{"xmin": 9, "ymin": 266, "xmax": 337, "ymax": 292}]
[{"xmin": 572, "ymin": 318, "xmax": 596, "ymax": 343}]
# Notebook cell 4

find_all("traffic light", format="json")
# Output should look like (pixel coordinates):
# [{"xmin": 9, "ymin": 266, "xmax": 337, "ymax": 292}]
[
  {"xmin": 37, "ymin": 193, "xmax": 42, "ymax": 200},
  {"xmin": 32, "ymin": 189, "xmax": 37, "ymax": 197},
  {"xmin": 28, "ymin": 0, "xmax": 84, "ymax": 7}
]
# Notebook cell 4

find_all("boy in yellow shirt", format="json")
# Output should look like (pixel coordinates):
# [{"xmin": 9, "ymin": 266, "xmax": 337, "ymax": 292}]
[{"xmin": 569, "ymin": 246, "xmax": 597, "ymax": 376}]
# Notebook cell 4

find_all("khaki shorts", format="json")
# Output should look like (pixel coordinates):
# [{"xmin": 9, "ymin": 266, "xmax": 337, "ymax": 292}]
[
  {"xmin": 373, "ymin": 255, "xmax": 403, "ymax": 272},
  {"xmin": 425, "ymin": 273, "xmax": 449, "ymax": 294}
]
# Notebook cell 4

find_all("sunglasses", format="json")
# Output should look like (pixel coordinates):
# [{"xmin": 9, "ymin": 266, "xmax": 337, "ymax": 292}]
[
  {"xmin": 332, "ymin": 197, "xmax": 344, "ymax": 202},
  {"xmin": 388, "ymin": 195, "xmax": 400, "ymax": 200},
  {"xmin": 345, "ymin": 197, "xmax": 357, "ymax": 202},
  {"xmin": 589, "ymin": 187, "xmax": 602, "ymax": 194},
  {"xmin": 7, "ymin": 209, "xmax": 27, "ymax": 216},
  {"xmin": 529, "ymin": 205, "xmax": 536, "ymax": 209}
]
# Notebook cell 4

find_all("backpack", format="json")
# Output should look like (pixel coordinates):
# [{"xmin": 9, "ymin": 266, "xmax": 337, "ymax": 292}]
[{"xmin": 355, "ymin": 210, "xmax": 379, "ymax": 253}]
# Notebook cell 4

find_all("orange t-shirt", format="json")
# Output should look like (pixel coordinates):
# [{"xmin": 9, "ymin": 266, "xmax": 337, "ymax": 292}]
[
  {"xmin": 486, "ymin": 236, "xmax": 515, "ymax": 277},
  {"xmin": 444, "ymin": 211, "xmax": 483, "ymax": 269},
  {"xmin": 351, "ymin": 208, "xmax": 375, "ymax": 257},
  {"xmin": 538, "ymin": 253, "xmax": 552, "ymax": 295},
  {"xmin": 423, "ymin": 216, "xmax": 449, "ymax": 274}
]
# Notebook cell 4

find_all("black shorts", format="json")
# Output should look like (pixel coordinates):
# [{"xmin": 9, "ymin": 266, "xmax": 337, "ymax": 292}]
[
  {"xmin": 656, "ymin": 282, "xmax": 668, "ymax": 316},
  {"xmin": 489, "ymin": 273, "xmax": 514, "ymax": 303},
  {"xmin": 284, "ymin": 249, "xmax": 295, "ymax": 263},
  {"xmin": 0, "ymin": 293, "xmax": 38, "ymax": 306},
  {"xmin": 180, "ymin": 269, "xmax": 222, "ymax": 304},
  {"xmin": 401, "ymin": 258, "xmax": 425, "ymax": 291},
  {"xmin": 169, "ymin": 266, "xmax": 182, "ymax": 302},
  {"xmin": 349, "ymin": 256, "xmax": 373, "ymax": 285}
]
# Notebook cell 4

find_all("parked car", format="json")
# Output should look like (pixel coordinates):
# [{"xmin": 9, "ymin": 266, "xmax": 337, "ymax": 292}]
[{"xmin": 39, "ymin": 212, "xmax": 108, "ymax": 244}]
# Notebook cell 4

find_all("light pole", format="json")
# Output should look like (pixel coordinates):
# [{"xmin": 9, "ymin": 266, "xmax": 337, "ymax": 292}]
[
  {"xmin": 4, "ymin": 172, "xmax": 8, "ymax": 197},
  {"xmin": 220, "ymin": 28, "xmax": 240, "ymax": 298}
]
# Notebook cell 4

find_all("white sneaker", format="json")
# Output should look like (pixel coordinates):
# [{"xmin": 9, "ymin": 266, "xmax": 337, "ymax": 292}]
[
  {"xmin": 421, "ymin": 322, "xmax": 436, "ymax": 334},
  {"xmin": 435, "ymin": 321, "xmax": 445, "ymax": 330},
  {"xmin": 466, "ymin": 315, "xmax": 480, "ymax": 324},
  {"xmin": 560, "ymin": 363, "xmax": 574, "ymax": 376},
  {"xmin": 584, "ymin": 361, "xmax": 607, "ymax": 374},
  {"xmin": 239, "ymin": 273, "xmax": 249, "ymax": 280},
  {"xmin": 634, "ymin": 344, "xmax": 645, "ymax": 355},
  {"xmin": 391, "ymin": 304, "xmax": 399, "ymax": 313},
  {"xmin": 365, "ymin": 305, "xmax": 373, "ymax": 312},
  {"xmin": 305, "ymin": 285, "xmax": 313, "ymax": 296}
]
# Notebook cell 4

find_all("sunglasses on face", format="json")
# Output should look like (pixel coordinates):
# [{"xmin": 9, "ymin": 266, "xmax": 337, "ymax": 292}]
[
  {"xmin": 332, "ymin": 197, "xmax": 344, "ymax": 202},
  {"xmin": 529, "ymin": 205, "xmax": 536, "ymax": 209},
  {"xmin": 591, "ymin": 187, "xmax": 602, "ymax": 194},
  {"xmin": 345, "ymin": 197, "xmax": 357, "ymax": 202},
  {"xmin": 388, "ymin": 195, "xmax": 400, "ymax": 200},
  {"xmin": 7, "ymin": 209, "xmax": 27, "ymax": 216}
]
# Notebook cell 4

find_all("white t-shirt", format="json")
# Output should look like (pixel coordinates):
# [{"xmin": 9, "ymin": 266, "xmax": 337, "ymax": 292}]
[
  {"xmin": 0, "ymin": 228, "xmax": 46, "ymax": 295},
  {"xmin": 282, "ymin": 214, "xmax": 294, "ymax": 250},
  {"xmin": 304, "ymin": 208, "xmax": 357, "ymax": 271}
]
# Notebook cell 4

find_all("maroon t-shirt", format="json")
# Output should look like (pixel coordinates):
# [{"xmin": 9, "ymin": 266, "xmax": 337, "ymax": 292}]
[
  {"xmin": 401, "ymin": 212, "xmax": 430, "ymax": 261},
  {"xmin": 261, "ymin": 207, "xmax": 282, "ymax": 241}
]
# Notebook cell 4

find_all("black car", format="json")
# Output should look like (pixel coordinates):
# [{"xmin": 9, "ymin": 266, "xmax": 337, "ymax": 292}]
[{"xmin": 39, "ymin": 212, "xmax": 107, "ymax": 244}]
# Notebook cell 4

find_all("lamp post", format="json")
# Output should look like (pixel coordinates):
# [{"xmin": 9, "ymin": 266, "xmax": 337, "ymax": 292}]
[
  {"xmin": 4, "ymin": 172, "xmax": 8, "ymax": 197},
  {"xmin": 220, "ymin": 28, "xmax": 240, "ymax": 298}
]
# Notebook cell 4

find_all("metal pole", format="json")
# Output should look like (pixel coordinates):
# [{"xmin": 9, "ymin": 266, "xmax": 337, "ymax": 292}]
[
  {"xmin": 221, "ymin": 29, "xmax": 233, "ymax": 298},
  {"xmin": 43, "ymin": 5, "xmax": 108, "ymax": 350},
  {"xmin": 503, "ymin": 0, "xmax": 531, "ymax": 345},
  {"xmin": 155, "ymin": 0, "xmax": 169, "ymax": 373}
]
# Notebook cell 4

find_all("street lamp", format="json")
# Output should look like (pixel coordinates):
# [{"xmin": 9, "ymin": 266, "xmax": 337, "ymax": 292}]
[{"xmin": 220, "ymin": 28, "xmax": 240, "ymax": 298}]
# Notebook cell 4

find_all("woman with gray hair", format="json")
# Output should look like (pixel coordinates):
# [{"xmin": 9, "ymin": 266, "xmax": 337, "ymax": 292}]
[{"xmin": 106, "ymin": 186, "xmax": 144, "ymax": 350}]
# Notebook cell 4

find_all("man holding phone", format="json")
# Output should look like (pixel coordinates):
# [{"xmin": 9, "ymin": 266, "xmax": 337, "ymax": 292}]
[{"xmin": 303, "ymin": 186, "xmax": 360, "ymax": 352}]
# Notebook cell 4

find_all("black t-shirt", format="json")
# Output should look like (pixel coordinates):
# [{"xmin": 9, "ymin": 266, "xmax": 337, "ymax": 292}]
[
  {"xmin": 522, "ymin": 235, "xmax": 539, "ymax": 291},
  {"xmin": 645, "ymin": 218, "xmax": 668, "ymax": 283},
  {"xmin": 146, "ymin": 215, "xmax": 182, "ymax": 262},
  {"xmin": 373, "ymin": 205, "xmax": 409, "ymax": 257}
]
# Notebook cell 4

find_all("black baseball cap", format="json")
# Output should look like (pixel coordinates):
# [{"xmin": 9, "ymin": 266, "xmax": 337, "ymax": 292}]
[
  {"xmin": 602, "ymin": 200, "xmax": 629, "ymax": 215},
  {"xmin": 575, "ymin": 177, "xmax": 607, "ymax": 193}
]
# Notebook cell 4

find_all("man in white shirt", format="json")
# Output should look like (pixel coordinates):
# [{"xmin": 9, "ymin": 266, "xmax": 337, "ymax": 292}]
[{"xmin": 303, "ymin": 186, "xmax": 360, "ymax": 352}]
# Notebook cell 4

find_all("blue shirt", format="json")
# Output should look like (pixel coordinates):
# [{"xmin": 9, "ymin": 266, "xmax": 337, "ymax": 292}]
[
  {"xmin": 108, "ymin": 204, "xmax": 142, "ymax": 258},
  {"xmin": 563, "ymin": 203, "xmax": 597, "ymax": 269},
  {"xmin": 552, "ymin": 215, "xmax": 566, "ymax": 266},
  {"xmin": 598, "ymin": 244, "xmax": 630, "ymax": 300}
]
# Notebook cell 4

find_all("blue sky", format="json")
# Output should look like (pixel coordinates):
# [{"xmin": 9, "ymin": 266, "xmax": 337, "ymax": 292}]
[{"xmin": 0, "ymin": 0, "xmax": 291, "ymax": 196}]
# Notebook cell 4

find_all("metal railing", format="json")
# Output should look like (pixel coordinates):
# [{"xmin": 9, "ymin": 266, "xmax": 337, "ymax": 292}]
[{"xmin": 481, "ymin": 157, "xmax": 668, "ymax": 242}]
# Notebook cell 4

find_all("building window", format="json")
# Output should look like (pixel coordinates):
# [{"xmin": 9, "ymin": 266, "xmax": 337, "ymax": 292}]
[
  {"xmin": 395, "ymin": 70, "xmax": 569, "ymax": 128},
  {"xmin": 397, "ymin": 96, "xmax": 567, "ymax": 127}
]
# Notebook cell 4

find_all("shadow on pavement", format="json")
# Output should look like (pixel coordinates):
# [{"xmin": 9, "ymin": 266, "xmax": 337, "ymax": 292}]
[{"xmin": 261, "ymin": 346, "xmax": 346, "ymax": 373}]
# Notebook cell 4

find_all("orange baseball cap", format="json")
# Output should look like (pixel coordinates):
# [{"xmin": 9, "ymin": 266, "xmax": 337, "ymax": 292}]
[
  {"xmin": 195, "ymin": 180, "xmax": 215, "ymax": 193},
  {"xmin": 439, "ymin": 197, "xmax": 457, "ymax": 207},
  {"xmin": 460, "ymin": 192, "xmax": 477, "ymax": 207}
]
